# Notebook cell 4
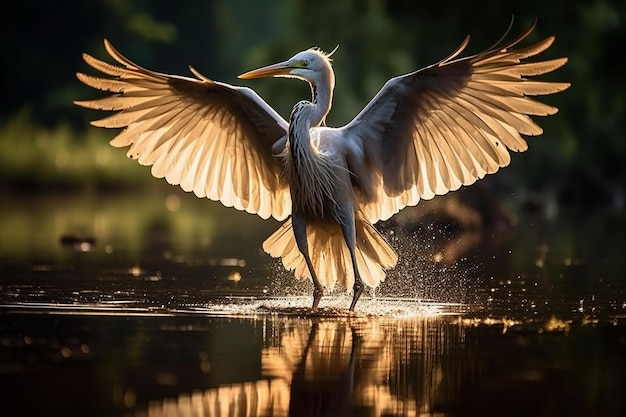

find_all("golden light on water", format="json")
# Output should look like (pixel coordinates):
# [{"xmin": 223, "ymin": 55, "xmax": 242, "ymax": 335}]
[
  {"xmin": 141, "ymin": 380, "xmax": 291, "ymax": 417},
  {"xmin": 132, "ymin": 315, "xmax": 469, "ymax": 417}
]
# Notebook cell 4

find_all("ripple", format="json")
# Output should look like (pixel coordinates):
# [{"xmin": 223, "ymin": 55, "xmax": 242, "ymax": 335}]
[{"xmin": 0, "ymin": 296, "xmax": 464, "ymax": 319}]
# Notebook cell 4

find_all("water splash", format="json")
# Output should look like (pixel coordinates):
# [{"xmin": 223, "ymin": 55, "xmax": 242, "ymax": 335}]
[{"xmin": 0, "ymin": 296, "xmax": 463, "ymax": 319}]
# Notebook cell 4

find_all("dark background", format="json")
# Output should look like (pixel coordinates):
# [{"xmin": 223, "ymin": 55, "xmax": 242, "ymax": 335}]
[{"xmin": 1, "ymin": 0, "xmax": 624, "ymax": 212}]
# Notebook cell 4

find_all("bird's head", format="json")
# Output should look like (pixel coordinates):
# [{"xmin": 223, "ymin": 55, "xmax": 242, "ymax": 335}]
[{"xmin": 239, "ymin": 47, "xmax": 337, "ymax": 88}]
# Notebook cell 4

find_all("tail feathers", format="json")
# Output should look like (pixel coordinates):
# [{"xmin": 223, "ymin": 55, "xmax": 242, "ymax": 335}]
[
  {"xmin": 262, "ymin": 217, "xmax": 398, "ymax": 290},
  {"xmin": 355, "ymin": 220, "xmax": 398, "ymax": 287},
  {"xmin": 263, "ymin": 219, "xmax": 310, "ymax": 279}
]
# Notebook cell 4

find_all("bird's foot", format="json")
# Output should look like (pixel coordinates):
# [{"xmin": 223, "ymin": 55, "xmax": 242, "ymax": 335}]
[
  {"xmin": 349, "ymin": 281, "xmax": 364, "ymax": 311},
  {"xmin": 312, "ymin": 286, "xmax": 323, "ymax": 309}
]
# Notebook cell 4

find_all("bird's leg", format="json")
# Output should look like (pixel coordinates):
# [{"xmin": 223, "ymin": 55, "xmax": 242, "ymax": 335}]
[
  {"xmin": 339, "ymin": 216, "xmax": 364, "ymax": 311},
  {"xmin": 292, "ymin": 212, "xmax": 324, "ymax": 308},
  {"xmin": 348, "ymin": 254, "xmax": 364, "ymax": 311}
]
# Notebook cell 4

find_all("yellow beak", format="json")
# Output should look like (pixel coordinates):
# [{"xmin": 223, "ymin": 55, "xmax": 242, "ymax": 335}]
[{"xmin": 238, "ymin": 61, "xmax": 294, "ymax": 79}]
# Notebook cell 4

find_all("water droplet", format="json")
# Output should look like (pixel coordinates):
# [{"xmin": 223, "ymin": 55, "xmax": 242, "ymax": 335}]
[
  {"xmin": 60, "ymin": 347, "xmax": 72, "ymax": 358},
  {"xmin": 228, "ymin": 272, "xmax": 242, "ymax": 283}
]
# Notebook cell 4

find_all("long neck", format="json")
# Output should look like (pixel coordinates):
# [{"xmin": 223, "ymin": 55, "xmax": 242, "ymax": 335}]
[
  {"xmin": 283, "ymin": 58, "xmax": 338, "ymax": 216},
  {"xmin": 309, "ymin": 77, "xmax": 333, "ymax": 127},
  {"xmin": 287, "ymin": 65, "xmax": 335, "ymax": 154},
  {"xmin": 288, "ymin": 102, "xmax": 315, "ymax": 155}
]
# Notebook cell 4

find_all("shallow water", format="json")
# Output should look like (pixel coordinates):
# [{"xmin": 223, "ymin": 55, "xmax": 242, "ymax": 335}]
[{"xmin": 1, "ymin": 192, "xmax": 625, "ymax": 416}]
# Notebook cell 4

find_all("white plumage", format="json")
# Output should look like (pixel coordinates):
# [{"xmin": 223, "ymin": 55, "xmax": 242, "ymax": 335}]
[{"xmin": 75, "ymin": 19, "xmax": 569, "ymax": 310}]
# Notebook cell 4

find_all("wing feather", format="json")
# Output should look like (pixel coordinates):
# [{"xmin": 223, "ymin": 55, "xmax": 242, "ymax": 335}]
[
  {"xmin": 341, "ymin": 19, "xmax": 569, "ymax": 223},
  {"xmin": 75, "ymin": 39, "xmax": 291, "ymax": 220}
]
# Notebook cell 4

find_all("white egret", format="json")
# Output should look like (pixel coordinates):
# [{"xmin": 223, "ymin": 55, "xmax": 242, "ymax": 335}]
[{"xmin": 75, "ymin": 19, "xmax": 569, "ymax": 310}]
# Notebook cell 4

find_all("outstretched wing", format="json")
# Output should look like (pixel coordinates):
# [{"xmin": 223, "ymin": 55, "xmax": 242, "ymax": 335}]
[
  {"xmin": 75, "ymin": 40, "xmax": 291, "ymax": 220},
  {"xmin": 340, "ymin": 20, "xmax": 570, "ymax": 223}
]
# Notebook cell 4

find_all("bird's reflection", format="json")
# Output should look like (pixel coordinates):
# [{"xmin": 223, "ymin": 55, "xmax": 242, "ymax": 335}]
[
  {"xmin": 136, "ymin": 316, "xmax": 469, "ymax": 417},
  {"xmin": 263, "ymin": 319, "xmax": 386, "ymax": 417}
]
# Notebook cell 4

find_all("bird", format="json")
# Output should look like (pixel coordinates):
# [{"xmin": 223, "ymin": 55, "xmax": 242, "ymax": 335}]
[{"xmin": 75, "ymin": 19, "xmax": 569, "ymax": 311}]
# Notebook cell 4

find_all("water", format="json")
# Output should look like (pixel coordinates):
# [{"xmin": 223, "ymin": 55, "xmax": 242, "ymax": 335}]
[{"xmin": 1, "ymin": 192, "xmax": 625, "ymax": 416}]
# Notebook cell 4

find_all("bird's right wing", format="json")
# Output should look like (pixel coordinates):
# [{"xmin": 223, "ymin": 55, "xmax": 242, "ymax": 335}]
[
  {"xmin": 340, "ymin": 20, "xmax": 569, "ymax": 224},
  {"xmin": 75, "ymin": 40, "xmax": 291, "ymax": 221}
]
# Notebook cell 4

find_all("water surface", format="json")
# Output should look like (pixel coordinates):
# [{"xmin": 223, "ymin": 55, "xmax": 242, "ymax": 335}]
[{"xmin": 1, "ymin": 193, "xmax": 624, "ymax": 416}]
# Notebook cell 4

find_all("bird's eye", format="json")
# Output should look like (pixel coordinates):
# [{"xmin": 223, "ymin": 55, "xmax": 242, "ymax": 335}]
[{"xmin": 303, "ymin": 60, "xmax": 310, "ymax": 67}]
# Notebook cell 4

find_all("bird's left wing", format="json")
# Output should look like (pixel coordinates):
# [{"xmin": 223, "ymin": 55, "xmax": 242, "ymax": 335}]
[
  {"xmin": 340, "ymin": 20, "xmax": 570, "ymax": 223},
  {"xmin": 75, "ymin": 40, "xmax": 291, "ymax": 220}
]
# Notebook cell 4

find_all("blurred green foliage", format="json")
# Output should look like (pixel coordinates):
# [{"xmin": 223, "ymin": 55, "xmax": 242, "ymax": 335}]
[
  {"xmin": 1, "ymin": 0, "xmax": 624, "ymax": 209},
  {"xmin": 0, "ymin": 108, "xmax": 154, "ymax": 192}
]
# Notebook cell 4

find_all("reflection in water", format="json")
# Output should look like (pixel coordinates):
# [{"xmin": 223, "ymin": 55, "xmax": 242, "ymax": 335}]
[
  {"xmin": 138, "ymin": 380, "xmax": 290, "ymax": 417},
  {"xmin": 3, "ymin": 308, "xmax": 625, "ymax": 417},
  {"xmin": 137, "ymin": 316, "xmax": 468, "ymax": 417},
  {"xmin": 0, "ymin": 193, "xmax": 275, "ymax": 267}
]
